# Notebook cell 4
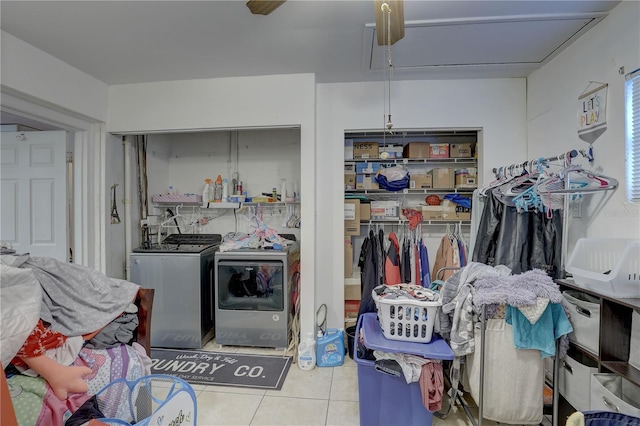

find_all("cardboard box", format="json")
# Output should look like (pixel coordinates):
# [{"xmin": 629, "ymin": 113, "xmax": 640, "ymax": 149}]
[
  {"xmin": 345, "ymin": 283, "xmax": 361, "ymax": 300},
  {"xmin": 356, "ymin": 174, "xmax": 379, "ymax": 190},
  {"xmin": 455, "ymin": 175, "xmax": 477, "ymax": 188},
  {"xmin": 345, "ymin": 300, "xmax": 360, "ymax": 319},
  {"xmin": 345, "ymin": 139, "xmax": 354, "ymax": 160},
  {"xmin": 450, "ymin": 143, "xmax": 473, "ymax": 158},
  {"xmin": 345, "ymin": 239, "xmax": 354, "ymax": 278},
  {"xmin": 360, "ymin": 203, "xmax": 371, "ymax": 221},
  {"xmin": 429, "ymin": 168, "xmax": 455, "ymax": 189},
  {"xmin": 371, "ymin": 200, "xmax": 400, "ymax": 219},
  {"xmin": 356, "ymin": 162, "xmax": 381, "ymax": 173},
  {"xmin": 429, "ymin": 143, "xmax": 450, "ymax": 159},
  {"xmin": 453, "ymin": 204, "xmax": 472, "ymax": 220},
  {"xmin": 344, "ymin": 199, "xmax": 361, "ymax": 236},
  {"xmin": 353, "ymin": 142, "xmax": 379, "ymax": 159},
  {"xmin": 402, "ymin": 142, "xmax": 431, "ymax": 159},
  {"xmin": 345, "ymin": 173, "xmax": 356, "ymax": 190},
  {"xmin": 454, "ymin": 168, "xmax": 478, "ymax": 188},
  {"xmin": 422, "ymin": 201, "xmax": 471, "ymax": 220},
  {"xmin": 421, "ymin": 204, "xmax": 448, "ymax": 221},
  {"xmin": 410, "ymin": 173, "xmax": 433, "ymax": 189}
]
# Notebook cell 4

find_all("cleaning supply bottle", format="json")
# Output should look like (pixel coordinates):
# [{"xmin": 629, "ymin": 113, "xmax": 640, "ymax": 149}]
[
  {"xmin": 297, "ymin": 332, "xmax": 316, "ymax": 370},
  {"xmin": 202, "ymin": 178, "xmax": 212, "ymax": 207},
  {"xmin": 316, "ymin": 328, "xmax": 345, "ymax": 367},
  {"xmin": 222, "ymin": 178, "xmax": 229, "ymax": 202},
  {"xmin": 213, "ymin": 175, "xmax": 223, "ymax": 202}
]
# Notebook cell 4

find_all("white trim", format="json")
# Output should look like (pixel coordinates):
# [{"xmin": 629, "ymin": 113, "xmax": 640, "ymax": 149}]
[{"xmin": 2, "ymin": 87, "xmax": 105, "ymax": 270}]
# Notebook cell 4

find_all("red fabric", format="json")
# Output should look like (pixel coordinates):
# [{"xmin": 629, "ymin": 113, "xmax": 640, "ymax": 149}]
[
  {"xmin": 13, "ymin": 320, "xmax": 67, "ymax": 366},
  {"xmin": 419, "ymin": 362, "xmax": 444, "ymax": 412},
  {"xmin": 384, "ymin": 232, "xmax": 402, "ymax": 285}
]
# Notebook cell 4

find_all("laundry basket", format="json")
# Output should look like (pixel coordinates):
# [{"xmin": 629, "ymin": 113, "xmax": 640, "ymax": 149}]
[
  {"xmin": 566, "ymin": 238, "xmax": 640, "ymax": 298},
  {"xmin": 94, "ymin": 374, "xmax": 197, "ymax": 425},
  {"xmin": 372, "ymin": 284, "xmax": 441, "ymax": 343}
]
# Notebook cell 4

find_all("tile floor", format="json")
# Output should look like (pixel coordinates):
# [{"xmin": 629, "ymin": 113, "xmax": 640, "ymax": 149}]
[{"xmin": 181, "ymin": 339, "xmax": 495, "ymax": 426}]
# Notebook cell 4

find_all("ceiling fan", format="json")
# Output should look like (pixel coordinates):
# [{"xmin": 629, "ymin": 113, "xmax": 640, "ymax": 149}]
[{"xmin": 245, "ymin": 0, "xmax": 405, "ymax": 45}]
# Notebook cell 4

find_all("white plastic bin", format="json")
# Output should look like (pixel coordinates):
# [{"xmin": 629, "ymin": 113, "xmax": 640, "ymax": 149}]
[
  {"xmin": 590, "ymin": 374, "xmax": 640, "ymax": 417},
  {"xmin": 563, "ymin": 290, "xmax": 600, "ymax": 355},
  {"xmin": 566, "ymin": 238, "xmax": 640, "ymax": 298},
  {"xmin": 630, "ymin": 309, "xmax": 640, "ymax": 372}
]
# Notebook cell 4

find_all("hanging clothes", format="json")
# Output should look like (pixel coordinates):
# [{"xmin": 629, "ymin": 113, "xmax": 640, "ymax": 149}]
[
  {"xmin": 431, "ymin": 234, "xmax": 458, "ymax": 282},
  {"xmin": 357, "ymin": 230, "xmax": 380, "ymax": 319},
  {"xmin": 377, "ymin": 229, "xmax": 386, "ymax": 286},
  {"xmin": 418, "ymin": 238, "xmax": 431, "ymax": 287},
  {"xmin": 472, "ymin": 191, "xmax": 563, "ymax": 278},
  {"xmin": 402, "ymin": 238, "xmax": 412, "ymax": 283},
  {"xmin": 384, "ymin": 232, "xmax": 402, "ymax": 285}
]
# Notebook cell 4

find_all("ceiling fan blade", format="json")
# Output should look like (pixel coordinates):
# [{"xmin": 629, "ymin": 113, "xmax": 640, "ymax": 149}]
[
  {"xmin": 246, "ymin": 0, "xmax": 287, "ymax": 15},
  {"xmin": 374, "ymin": 0, "xmax": 405, "ymax": 46}
]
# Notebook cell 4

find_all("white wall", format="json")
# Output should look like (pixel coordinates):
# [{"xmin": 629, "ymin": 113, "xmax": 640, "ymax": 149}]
[
  {"xmin": 527, "ymin": 0, "xmax": 640, "ymax": 252},
  {"xmin": 1, "ymin": 31, "xmax": 108, "ymax": 122},
  {"xmin": 317, "ymin": 78, "xmax": 527, "ymax": 328},
  {"xmin": 107, "ymin": 74, "xmax": 317, "ymax": 338},
  {"xmin": 145, "ymin": 129, "xmax": 301, "ymax": 240}
]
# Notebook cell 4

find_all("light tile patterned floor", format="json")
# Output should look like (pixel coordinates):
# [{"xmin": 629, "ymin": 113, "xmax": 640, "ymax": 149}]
[{"xmin": 186, "ymin": 340, "xmax": 485, "ymax": 426}]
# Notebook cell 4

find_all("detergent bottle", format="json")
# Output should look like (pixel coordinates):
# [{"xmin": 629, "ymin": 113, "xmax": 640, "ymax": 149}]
[
  {"xmin": 316, "ymin": 328, "xmax": 345, "ymax": 367},
  {"xmin": 213, "ymin": 175, "xmax": 223, "ymax": 202},
  {"xmin": 297, "ymin": 332, "xmax": 316, "ymax": 370},
  {"xmin": 202, "ymin": 178, "xmax": 212, "ymax": 207},
  {"xmin": 222, "ymin": 178, "xmax": 229, "ymax": 202}
]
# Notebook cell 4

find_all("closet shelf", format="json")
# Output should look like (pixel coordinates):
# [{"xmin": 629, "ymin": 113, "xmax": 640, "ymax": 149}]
[
  {"xmin": 361, "ymin": 219, "xmax": 471, "ymax": 225},
  {"xmin": 346, "ymin": 188, "xmax": 475, "ymax": 195},
  {"xmin": 345, "ymin": 157, "xmax": 477, "ymax": 165},
  {"xmin": 153, "ymin": 201, "xmax": 299, "ymax": 209}
]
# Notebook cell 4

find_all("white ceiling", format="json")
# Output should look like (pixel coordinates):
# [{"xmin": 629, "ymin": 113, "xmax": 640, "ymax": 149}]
[{"xmin": 0, "ymin": 0, "xmax": 622, "ymax": 86}]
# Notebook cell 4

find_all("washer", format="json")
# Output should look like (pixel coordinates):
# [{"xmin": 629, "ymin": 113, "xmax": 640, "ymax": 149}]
[{"xmin": 130, "ymin": 233, "xmax": 222, "ymax": 349}]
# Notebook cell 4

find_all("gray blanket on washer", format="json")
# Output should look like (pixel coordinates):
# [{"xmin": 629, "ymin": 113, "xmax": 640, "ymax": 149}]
[{"xmin": 1, "ymin": 254, "xmax": 139, "ymax": 337}]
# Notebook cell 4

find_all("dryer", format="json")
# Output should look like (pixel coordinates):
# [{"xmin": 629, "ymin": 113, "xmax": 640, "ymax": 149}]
[{"xmin": 214, "ymin": 241, "xmax": 300, "ymax": 350}]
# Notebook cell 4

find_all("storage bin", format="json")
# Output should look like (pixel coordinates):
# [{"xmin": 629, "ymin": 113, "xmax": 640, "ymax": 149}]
[
  {"xmin": 563, "ymin": 290, "xmax": 600, "ymax": 355},
  {"xmin": 630, "ymin": 309, "xmax": 640, "ymax": 372},
  {"xmin": 558, "ymin": 352, "xmax": 599, "ymax": 412},
  {"xmin": 590, "ymin": 374, "xmax": 640, "ymax": 417},
  {"xmin": 94, "ymin": 374, "xmax": 197, "ymax": 425},
  {"xmin": 566, "ymin": 238, "xmax": 640, "ymax": 298},
  {"xmin": 354, "ymin": 313, "xmax": 454, "ymax": 426},
  {"xmin": 372, "ymin": 284, "xmax": 440, "ymax": 343}
]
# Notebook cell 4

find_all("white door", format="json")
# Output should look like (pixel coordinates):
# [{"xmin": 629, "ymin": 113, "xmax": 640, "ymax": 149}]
[{"xmin": 1, "ymin": 130, "xmax": 68, "ymax": 260}]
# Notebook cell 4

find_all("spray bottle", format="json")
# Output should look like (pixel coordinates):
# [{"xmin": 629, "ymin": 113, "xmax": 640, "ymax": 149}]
[{"xmin": 202, "ymin": 178, "xmax": 212, "ymax": 207}]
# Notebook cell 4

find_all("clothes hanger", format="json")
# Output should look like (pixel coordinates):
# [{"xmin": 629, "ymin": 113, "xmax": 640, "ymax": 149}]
[{"xmin": 534, "ymin": 164, "xmax": 619, "ymax": 195}]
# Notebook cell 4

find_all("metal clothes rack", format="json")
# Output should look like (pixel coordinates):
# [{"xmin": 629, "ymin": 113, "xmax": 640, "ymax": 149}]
[
  {"xmin": 481, "ymin": 148, "xmax": 618, "ymax": 426},
  {"xmin": 490, "ymin": 149, "xmax": 585, "ymax": 177}
]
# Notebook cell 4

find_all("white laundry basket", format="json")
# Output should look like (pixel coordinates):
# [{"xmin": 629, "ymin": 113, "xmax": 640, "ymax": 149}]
[
  {"xmin": 565, "ymin": 238, "xmax": 640, "ymax": 298},
  {"xmin": 372, "ymin": 284, "xmax": 441, "ymax": 343}
]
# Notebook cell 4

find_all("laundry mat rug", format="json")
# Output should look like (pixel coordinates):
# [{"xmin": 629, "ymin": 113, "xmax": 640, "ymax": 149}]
[{"xmin": 150, "ymin": 348, "xmax": 292, "ymax": 390}]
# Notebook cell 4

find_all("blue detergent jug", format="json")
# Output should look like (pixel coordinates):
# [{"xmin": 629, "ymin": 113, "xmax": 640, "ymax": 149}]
[{"xmin": 316, "ymin": 328, "xmax": 345, "ymax": 367}]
